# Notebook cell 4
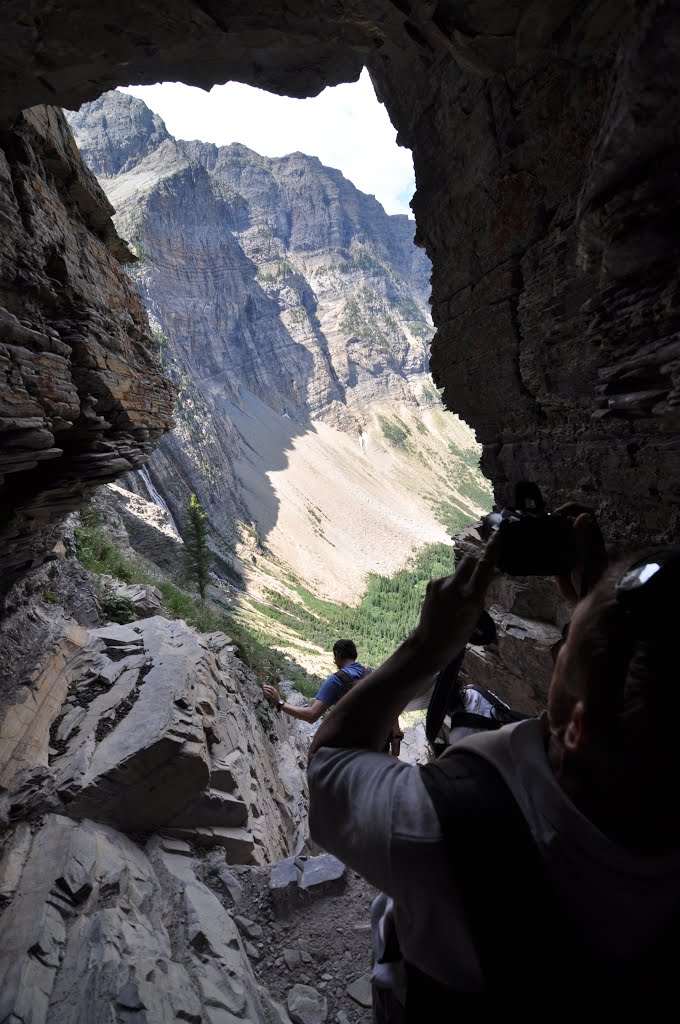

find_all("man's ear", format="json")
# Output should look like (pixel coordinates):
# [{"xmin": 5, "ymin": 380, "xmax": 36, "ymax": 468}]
[{"xmin": 563, "ymin": 700, "xmax": 588, "ymax": 753}]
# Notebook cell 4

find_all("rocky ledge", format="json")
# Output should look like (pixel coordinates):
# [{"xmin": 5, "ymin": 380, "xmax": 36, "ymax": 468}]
[
  {"xmin": 0, "ymin": 615, "xmax": 307, "ymax": 860},
  {"xmin": 0, "ymin": 816, "xmax": 290, "ymax": 1024},
  {"xmin": 0, "ymin": 582, "xmax": 316, "ymax": 1022}
]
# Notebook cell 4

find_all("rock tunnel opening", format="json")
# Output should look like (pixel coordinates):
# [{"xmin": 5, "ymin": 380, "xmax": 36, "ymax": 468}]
[
  {"xmin": 0, "ymin": 0, "xmax": 677, "ymax": 838},
  {"xmin": 63, "ymin": 72, "xmax": 491, "ymax": 647},
  {"xmin": 0, "ymin": 2, "xmax": 678, "ymax": 614},
  {"xmin": 1, "ymin": 3, "xmax": 680, "ymax": 1019}
]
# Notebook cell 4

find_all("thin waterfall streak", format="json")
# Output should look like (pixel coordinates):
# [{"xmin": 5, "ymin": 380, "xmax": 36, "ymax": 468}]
[{"xmin": 138, "ymin": 466, "xmax": 181, "ymax": 537}]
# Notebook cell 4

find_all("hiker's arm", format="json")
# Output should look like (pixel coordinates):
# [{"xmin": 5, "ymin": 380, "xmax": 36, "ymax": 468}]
[
  {"xmin": 308, "ymin": 545, "xmax": 498, "ymax": 760},
  {"xmin": 281, "ymin": 699, "xmax": 328, "ymax": 723},
  {"xmin": 308, "ymin": 746, "xmax": 444, "ymax": 895},
  {"xmin": 263, "ymin": 685, "xmax": 329, "ymax": 723}
]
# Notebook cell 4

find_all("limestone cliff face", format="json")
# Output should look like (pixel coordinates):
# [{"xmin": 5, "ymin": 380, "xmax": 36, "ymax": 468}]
[
  {"xmin": 369, "ymin": 1, "xmax": 680, "ymax": 544},
  {"xmin": 67, "ymin": 91, "xmax": 466, "ymax": 593},
  {"xmin": 68, "ymin": 91, "xmax": 431, "ymax": 423},
  {"xmin": 0, "ymin": 105, "xmax": 175, "ymax": 600}
]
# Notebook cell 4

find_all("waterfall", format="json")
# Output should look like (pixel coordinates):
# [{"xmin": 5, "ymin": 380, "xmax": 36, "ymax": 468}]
[{"xmin": 138, "ymin": 466, "xmax": 181, "ymax": 537}]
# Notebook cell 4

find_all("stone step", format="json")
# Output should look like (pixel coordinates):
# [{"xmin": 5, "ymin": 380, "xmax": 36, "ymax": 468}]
[
  {"xmin": 167, "ymin": 788, "xmax": 248, "ymax": 829},
  {"xmin": 209, "ymin": 750, "xmax": 241, "ymax": 793},
  {"xmin": 162, "ymin": 826, "xmax": 256, "ymax": 864},
  {"xmin": 269, "ymin": 853, "xmax": 347, "ymax": 915}
]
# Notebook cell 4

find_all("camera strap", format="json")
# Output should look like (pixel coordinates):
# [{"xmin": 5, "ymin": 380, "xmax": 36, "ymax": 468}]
[
  {"xmin": 425, "ymin": 649, "xmax": 465, "ymax": 747},
  {"xmin": 425, "ymin": 612, "xmax": 498, "ymax": 748}
]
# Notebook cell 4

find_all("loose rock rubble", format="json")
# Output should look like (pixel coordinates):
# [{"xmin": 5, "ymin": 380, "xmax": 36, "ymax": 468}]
[{"xmin": 221, "ymin": 855, "xmax": 377, "ymax": 1024}]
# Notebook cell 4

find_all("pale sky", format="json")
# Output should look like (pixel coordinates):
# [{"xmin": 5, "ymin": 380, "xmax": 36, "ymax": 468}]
[{"xmin": 120, "ymin": 69, "xmax": 415, "ymax": 218}]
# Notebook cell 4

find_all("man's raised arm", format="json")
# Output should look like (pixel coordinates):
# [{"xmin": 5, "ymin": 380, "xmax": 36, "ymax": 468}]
[
  {"xmin": 308, "ymin": 547, "xmax": 498, "ymax": 761},
  {"xmin": 262, "ymin": 684, "xmax": 329, "ymax": 724}
]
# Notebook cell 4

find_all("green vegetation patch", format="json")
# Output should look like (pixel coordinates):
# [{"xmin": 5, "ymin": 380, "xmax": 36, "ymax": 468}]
[
  {"xmin": 431, "ymin": 498, "xmax": 479, "ymax": 538},
  {"xmin": 75, "ymin": 509, "xmax": 313, "ymax": 688},
  {"xmin": 339, "ymin": 249, "xmax": 392, "ymax": 280},
  {"xmin": 423, "ymin": 441, "xmax": 492, "ymax": 533},
  {"xmin": 99, "ymin": 591, "xmax": 137, "ymax": 625},
  {"xmin": 406, "ymin": 320, "xmax": 432, "ymax": 341},
  {"xmin": 249, "ymin": 543, "xmax": 453, "ymax": 669},
  {"xmin": 339, "ymin": 291, "xmax": 398, "ymax": 349},
  {"xmin": 256, "ymin": 259, "xmax": 295, "ymax": 284},
  {"xmin": 377, "ymin": 414, "xmax": 411, "ymax": 451}
]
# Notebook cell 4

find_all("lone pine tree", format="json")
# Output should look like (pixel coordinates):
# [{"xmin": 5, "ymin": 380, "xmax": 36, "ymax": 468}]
[{"xmin": 184, "ymin": 492, "xmax": 210, "ymax": 600}]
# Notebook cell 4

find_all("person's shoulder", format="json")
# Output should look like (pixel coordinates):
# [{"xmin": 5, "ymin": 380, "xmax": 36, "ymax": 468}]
[
  {"xmin": 343, "ymin": 662, "xmax": 367, "ymax": 679},
  {"xmin": 315, "ymin": 672, "xmax": 344, "ymax": 703}
]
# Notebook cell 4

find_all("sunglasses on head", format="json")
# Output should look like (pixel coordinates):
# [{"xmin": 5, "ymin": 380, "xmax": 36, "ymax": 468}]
[
  {"xmin": 550, "ymin": 548, "xmax": 680, "ymax": 666},
  {"xmin": 614, "ymin": 549, "xmax": 680, "ymax": 607}
]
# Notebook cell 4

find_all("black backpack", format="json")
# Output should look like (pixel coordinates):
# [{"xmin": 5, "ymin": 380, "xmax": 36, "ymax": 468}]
[
  {"xmin": 426, "ymin": 648, "xmax": 530, "ymax": 758},
  {"xmin": 335, "ymin": 664, "xmax": 373, "ymax": 697}
]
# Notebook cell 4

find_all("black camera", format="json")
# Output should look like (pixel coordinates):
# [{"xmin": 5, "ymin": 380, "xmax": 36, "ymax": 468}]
[{"xmin": 475, "ymin": 482, "xmax": 576, "ymax": 576}]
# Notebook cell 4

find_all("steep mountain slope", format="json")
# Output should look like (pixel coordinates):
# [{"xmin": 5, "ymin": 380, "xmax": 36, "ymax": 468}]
[{"xmin": 68, "ymin": 91, "xmax": 490, "ymax": 602}]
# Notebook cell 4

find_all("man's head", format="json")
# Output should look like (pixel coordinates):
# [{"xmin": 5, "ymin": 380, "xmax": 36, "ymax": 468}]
[
  {"xmin": 333, "ymin": 639, "xmax": 357, "ymax": 668},
  {"xmin": 547, "ymin": 546, "xmax": 680, "ymax": 841}
]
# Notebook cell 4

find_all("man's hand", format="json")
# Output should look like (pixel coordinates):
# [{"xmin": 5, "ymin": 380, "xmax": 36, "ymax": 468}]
[
  {"xmin": 552, "ymin": 503, "xmax": 607, "ymax": 604},
  {"xmin": 263, "ymin": 684, "xmax": 282, "ymax": 707}
]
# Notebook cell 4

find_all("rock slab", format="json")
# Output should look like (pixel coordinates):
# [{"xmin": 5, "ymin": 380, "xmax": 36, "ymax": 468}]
[{"xmin": 287, "ymin": 984, "xmax": 328, "ymax": 1024}]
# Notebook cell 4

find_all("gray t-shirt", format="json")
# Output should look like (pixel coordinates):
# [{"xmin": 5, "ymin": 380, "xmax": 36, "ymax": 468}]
[{"xmin": 308, "ymin": 717, "xmax": 680, "ymax": 990}]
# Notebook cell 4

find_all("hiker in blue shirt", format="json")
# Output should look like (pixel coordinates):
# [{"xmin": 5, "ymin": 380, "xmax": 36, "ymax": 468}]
[
  {"xmin": 263, "ymin": 639, "xmax": 371, "ymax": 724},
  {"xmin": 263, "ymin": 639, "xmax": 404, "ymax": 754}
]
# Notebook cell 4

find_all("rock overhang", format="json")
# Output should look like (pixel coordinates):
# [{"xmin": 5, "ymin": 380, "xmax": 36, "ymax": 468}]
[{"xmin": 0, "ymin": 0, "xmax": 678, "ymax": 603}]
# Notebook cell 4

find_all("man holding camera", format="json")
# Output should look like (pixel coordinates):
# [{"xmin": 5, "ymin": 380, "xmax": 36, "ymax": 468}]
[{"xmin": 307, "ymin": 501, "xmax": 679, "ymax": 1013}]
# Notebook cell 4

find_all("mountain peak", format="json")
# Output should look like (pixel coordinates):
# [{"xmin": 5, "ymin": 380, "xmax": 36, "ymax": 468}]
[{"xmin": 66, "ymin": 90, "xmax": 170, "ymax": 176}]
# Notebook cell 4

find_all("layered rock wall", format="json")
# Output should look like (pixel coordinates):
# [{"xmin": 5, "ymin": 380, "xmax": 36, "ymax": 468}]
[
  {"xmin": 0, "ymin": 560, "xmax": 311, "ymax": 1023},
  {"xmin": 388, "ymin": 0, "xmax": 680, "ymax": 543},
  {"xmin": 0, "ymin": 815, "xmax": 291, "ymax": 1024},
  {"xmin": 0, "ymin": 104, "xmax": 175, "ymax": 599},
  {"xmin": 1, "ymin": 612, "xmax": 307, "ymax": 861}
]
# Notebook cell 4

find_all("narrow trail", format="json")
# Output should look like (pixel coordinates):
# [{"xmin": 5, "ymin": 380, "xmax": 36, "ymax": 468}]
[{"xmin": 225, "ymin": 860, "xmax": 376, "ymax": 1023}]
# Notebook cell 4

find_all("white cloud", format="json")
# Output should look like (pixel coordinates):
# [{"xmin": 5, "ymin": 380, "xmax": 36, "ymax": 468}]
[{"xmin": 120, "ymin": 70, "xmax": 414, "ymax": 217}]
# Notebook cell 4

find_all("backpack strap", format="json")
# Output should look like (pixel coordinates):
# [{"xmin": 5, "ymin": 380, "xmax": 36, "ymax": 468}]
[
  {"xmin": 424, "ymin": 611, "xmax": 497, "ymax": 746},
  {"xmin": 335, "ymin": 668, "xmax": 353, "ymax": 688},
  {"xmin": 335, "ymin": 664, "xmax": 372, "ymax": 694},
  {"xmin": 447, "ymin": 710, "xmax": 503, "ymax": 732}
]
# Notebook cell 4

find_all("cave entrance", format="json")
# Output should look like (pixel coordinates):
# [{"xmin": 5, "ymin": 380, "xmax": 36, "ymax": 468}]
[
  {"xmin": 1, "ymin": 3, "xmax": 677, "ymax": 615},
  {"xmin": 62, "ymin": 69, "xmax": 491, "ymax": 685}
]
